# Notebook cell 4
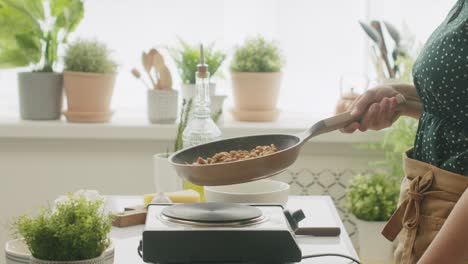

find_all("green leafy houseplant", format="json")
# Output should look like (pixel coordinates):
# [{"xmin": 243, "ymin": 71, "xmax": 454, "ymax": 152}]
[
  {"xmin": 64, "ymin": 39, "xmax": 117, "ymax": 73},
  {"xmin": 347, "ymin": 172, "xmax": 400, "ymax": 221},
  {"xmin": 230, "ymin": 36, "xmax": 284, "ymax": 72},
  {"xmin": 11, "ymin": 192, "xmax": 112, "ymax": 261},
  {"xmin": 359, "ymin": 117, "xmax": 418, "ymax": 178},
  {"xmin": 0, "ymin": 0, "xmax": 84, "ymax": 72},
  {"xmin": 170, "ymin": 39, "xmax": 226, "ymax": 84}
]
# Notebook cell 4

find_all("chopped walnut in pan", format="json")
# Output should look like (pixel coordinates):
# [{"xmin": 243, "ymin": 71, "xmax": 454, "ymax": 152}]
[{"xmin": 193, "ymin": 144, "xmax": 278, "ymax": 165}]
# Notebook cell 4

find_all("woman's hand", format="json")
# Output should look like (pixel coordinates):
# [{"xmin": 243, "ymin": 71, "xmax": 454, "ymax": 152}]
[{"xmin": 341, "ymin": 85, "xmax": 404, "ymax": 133}]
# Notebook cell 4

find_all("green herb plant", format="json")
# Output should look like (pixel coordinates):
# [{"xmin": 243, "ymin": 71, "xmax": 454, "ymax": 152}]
[
  {"xmin": 174, "ymin": 98, "xmax": 193, "ymax": 152},
  {"xmin": 11, "ymin": 193, "xmax": 112, "ymax": 261},
  {"xmin": 359, "ymin": 117, "xmax": 418, "ymax": 178},
  {"xmin": 230, "ymin": 36, "xmax": 284, "ymax": 72},
  {"xmin": 170, "ymin": 39, "xmax": 226, "ymax": 84},
  {"xmin": 347, "ymin": 172, "xmax": 400, "ymax": 221},
  {"xmin": 0, "ymin": 0, "xmax": 84, "ymax": 72},
  {"xmin": 64, "ymin": 39, "xmax": 117, "ymax": 73}
]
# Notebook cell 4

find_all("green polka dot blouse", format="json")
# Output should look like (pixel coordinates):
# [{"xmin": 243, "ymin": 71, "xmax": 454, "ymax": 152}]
[{"xmin": 412, "ymin": 0, "xmax": 468, "ymax": 176}]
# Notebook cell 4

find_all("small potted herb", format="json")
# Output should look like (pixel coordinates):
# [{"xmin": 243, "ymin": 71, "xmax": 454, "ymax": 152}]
[
  {"xmin": 0, "ymin": 0, "xmax": 84, "ymax": 120},
  {"xmin": 11, "ymin": 190, "xmax": 114, "ymax": 264},
  {"xmin": 347, "ymin": 172, "xmax": 399, "ymax": 263},
  {"xmin": 63, "ymin": 39, "xmax": 118, "ymax": 123},
  {"xmin": 169, "ymin": 39, "xmax": 226, "ymax": 119},
  {"xmin": 230, "ymin": 36, "xmax": 284, "ymax": 121}
]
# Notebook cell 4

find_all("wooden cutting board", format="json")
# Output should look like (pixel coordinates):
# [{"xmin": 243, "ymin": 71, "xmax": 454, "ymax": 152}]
[{"xmin": 112, "ymin": 206, "xmax": 147, "ymax": 228}]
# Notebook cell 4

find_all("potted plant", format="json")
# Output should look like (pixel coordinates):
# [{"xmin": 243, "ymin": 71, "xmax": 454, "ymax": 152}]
[
  {"xmin": 347, "ymin": 172, "xmax": 399, "ymax": 264},
  {"xmin": 0, "ymin": 0, "xmax": 84, "ymax": 120},
  {"xmin": 230, "ymin": 36, "xmax": 284, "ymax": 122},
  {"xmin": 10, "ymin": 190, "xmax": 114, "ymax": 264},
  {"xmin": 63, "ymin": 39, "xmax": 118, "ymax": 123},
  {"xmin": 131, "ymin": 48, "xmax": 178, "ymax": 124},
  {"xmin": 169, "ymin": 39, "xmax": 226, "ymax": 101}
]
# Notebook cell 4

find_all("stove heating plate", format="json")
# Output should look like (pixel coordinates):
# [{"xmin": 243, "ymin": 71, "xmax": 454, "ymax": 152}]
[{"xmin": 142, "ymin": 203, "xmax": 303, "ymax": 264}]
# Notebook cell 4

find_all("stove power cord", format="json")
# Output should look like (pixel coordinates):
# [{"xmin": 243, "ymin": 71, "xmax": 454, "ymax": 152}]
[{"xmin": 301, "ymin": 253, "xmax": 361, "ymax": 264}]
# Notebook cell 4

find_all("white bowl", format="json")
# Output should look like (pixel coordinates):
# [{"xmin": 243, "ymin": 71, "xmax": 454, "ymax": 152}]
[
  {"xmin": 204, "ymin": 179, "xmax": 290, "ymax": 204},
  {"xmin": 5, "ymin": 239, "xmax": 114, "ymax": 264}
]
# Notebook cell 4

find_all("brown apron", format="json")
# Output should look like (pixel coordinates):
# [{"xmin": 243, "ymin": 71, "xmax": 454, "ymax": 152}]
[{"xmin": 381, "ymin": 149, "xmax": 468, "ymax": 264}]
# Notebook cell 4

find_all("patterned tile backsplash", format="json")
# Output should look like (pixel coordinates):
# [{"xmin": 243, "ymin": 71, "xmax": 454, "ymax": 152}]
[{"xmin": 273, "ymin": 168, "xmax": 374, "ymax": 249}]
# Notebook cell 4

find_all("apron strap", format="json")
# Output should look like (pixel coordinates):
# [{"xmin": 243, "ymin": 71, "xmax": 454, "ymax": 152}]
[{"xmin": 381, "ymin": 170, "xmax": 459, "ymax": 241}]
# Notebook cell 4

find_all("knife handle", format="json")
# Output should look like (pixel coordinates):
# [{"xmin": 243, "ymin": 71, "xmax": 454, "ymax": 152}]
[{"xmin": 295, "ymin": 227, "xmax": 341, "ymax": 236}]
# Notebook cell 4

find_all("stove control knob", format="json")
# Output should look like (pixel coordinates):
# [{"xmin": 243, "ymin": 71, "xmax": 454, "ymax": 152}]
[{"xmin": 284, "ymin": 209, "xmax": 306, "ymax": 231}]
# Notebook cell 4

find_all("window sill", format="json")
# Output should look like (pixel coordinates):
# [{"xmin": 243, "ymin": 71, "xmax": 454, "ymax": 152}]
[{"xmin": 0, "ymin": 112, "xmax": 383, "ymax": 143}]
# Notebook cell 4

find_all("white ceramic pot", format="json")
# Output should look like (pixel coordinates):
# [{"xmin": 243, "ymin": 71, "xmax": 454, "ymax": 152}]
[
  {"xmin": 5, "ymin": 239, "xmax": 114, "ymax": 264},
  {"xmin": 355, "ymin": 218, "xmax": 394, "ymax": 264},
  {"xmin": 147, "ymin": 89, "xmax": 178, "ymax": 124},
  {"xmin": 180, "ymin": 83, "xmax": 216, "ymax": 101},
  {"xmin": 153, "ymin": 153, "xmax": 182, "ymax": 192},
  {"xmin": 204, "ymin": 179, "xmax": 290, "ymax": 205}
]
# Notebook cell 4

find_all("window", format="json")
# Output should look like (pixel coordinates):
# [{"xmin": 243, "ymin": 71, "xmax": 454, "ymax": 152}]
[{"xmin": 0, "ymin": 0, "xmax": 456, "ymax": 118}]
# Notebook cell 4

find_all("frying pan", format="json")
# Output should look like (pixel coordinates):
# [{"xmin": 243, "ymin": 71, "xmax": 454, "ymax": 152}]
[{"xmin": 169, "ymin": 95, "xmax": 405, "ymax": 186}]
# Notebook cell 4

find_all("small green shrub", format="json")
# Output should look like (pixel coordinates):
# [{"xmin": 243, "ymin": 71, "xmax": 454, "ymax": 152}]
[
  {"xmin": 11, "ymin": 192, "xmax": 112, "ymax": 261},
  {"xmin": 64, "ymin": 39, "xmax": 117, "ymax": 73},
  {"xmin": 347, "ymin": 172, "xmax": 399, "ymax": 221},
  {"xmin": 170, "ymin": 39, "xmax": 226, "ymax": 84},
  {"xmin": 230, "ymin": 36, "xmax": 284, "ymax": 72},
  {"xmin": 357, "ymin": 117, "xmax": 418, "ymax": 178}
]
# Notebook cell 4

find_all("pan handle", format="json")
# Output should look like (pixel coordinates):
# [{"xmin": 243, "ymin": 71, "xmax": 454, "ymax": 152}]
[{"xmin": 299, "ymin": 94, "xmax": 406, "ymax": 142}]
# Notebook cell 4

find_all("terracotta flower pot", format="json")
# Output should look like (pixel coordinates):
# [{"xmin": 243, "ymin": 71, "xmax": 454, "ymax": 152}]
[
  {"xmin": 230, "ymin": 72, "xmax": 281, "ymax": 121},
  {"xmin": 63, "ymin": 71, "xmax": 116, "ymax": 123},
  {"xmin": 17, "ymin": 72, "xmax": 63, "ymax": 120}
]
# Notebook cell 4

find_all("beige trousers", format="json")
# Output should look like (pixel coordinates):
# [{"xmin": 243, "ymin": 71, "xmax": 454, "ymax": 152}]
[{"xmin": 381, "ymin": 149, "xmax": 468, "ymax": 264}]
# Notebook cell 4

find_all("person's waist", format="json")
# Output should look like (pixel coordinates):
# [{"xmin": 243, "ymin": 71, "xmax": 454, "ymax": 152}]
[
  {"xmin": 405, "ymin": 149, "xmax": 468, "ymax": 193},
  {"xmin": 422, "ymin": 110, "xmax": 468, "ymax": 125}
]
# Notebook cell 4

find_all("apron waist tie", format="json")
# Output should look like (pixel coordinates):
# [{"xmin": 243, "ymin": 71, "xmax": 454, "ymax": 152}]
[{"xmin": 382, "ymin": 170, "xmax": 459, "ymax": 241}]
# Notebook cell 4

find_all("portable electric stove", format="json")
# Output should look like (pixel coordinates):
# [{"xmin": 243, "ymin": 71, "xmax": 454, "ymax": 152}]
[{"xmin": 140, "ymin": 202, "xmax": 306, "ymax": 264}]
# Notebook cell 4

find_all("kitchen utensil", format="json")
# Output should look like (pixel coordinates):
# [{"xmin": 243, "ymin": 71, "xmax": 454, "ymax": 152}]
[
  {"xmin": 169, "ymin": 94, "xmax": 406, "ymax": 186},
  {"xmin": 204, "ymin": 179, "xmax": 289, "ymax": 204},
  {"xmin": 142, "ymin": 51, "xmax": 156, "ymax": 88},
  {"xmin": 371, "ymin": 20, "xmax": 395, "ymax": 78}
]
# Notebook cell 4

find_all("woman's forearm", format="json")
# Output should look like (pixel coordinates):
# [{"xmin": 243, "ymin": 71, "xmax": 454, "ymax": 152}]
[
  {"xmin": 392, "ymin": 83, "xmax": 423, "ymax": 119},
  {"xmin": 418, "ymin": 188, "xmax": 468, "ymax": 264}
]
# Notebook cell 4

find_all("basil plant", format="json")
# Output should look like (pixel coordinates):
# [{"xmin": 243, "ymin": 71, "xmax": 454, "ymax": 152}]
[{"xmin": 0, "ymin": 0, "xmax": 84, "ymax": 72}]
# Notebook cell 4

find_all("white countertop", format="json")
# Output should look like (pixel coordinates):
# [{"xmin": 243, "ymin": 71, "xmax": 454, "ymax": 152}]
[
  {"xmin": 107, "ymin": 195, "xmax": 359, "ymax": 264},
  {"xmin": 0, "ymin": 112, "xmax": 382, "ymax": 143}
]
